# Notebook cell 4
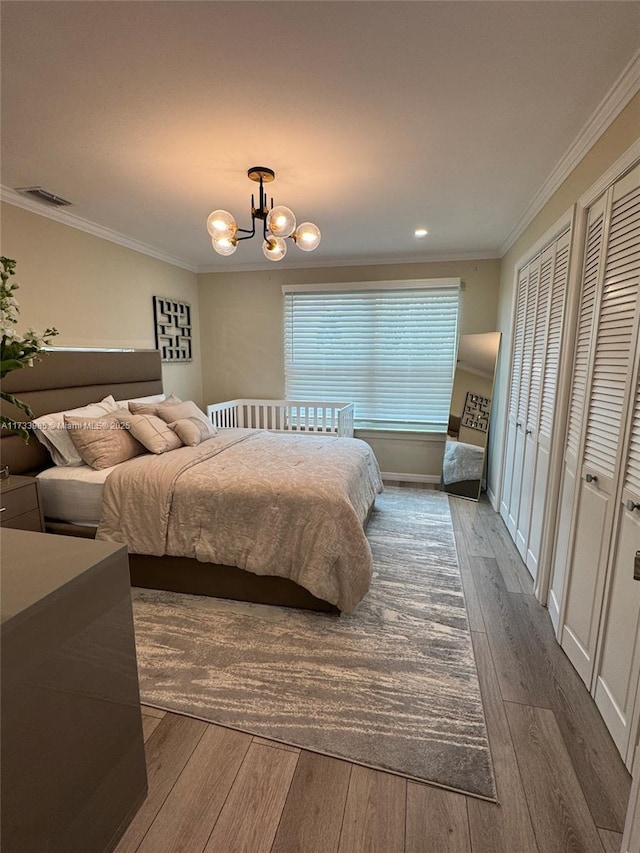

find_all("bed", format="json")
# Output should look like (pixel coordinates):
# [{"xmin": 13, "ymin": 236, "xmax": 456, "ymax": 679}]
[{"xmin": 1, "ymin": 350, "xmax": 382, "ymax": 613}]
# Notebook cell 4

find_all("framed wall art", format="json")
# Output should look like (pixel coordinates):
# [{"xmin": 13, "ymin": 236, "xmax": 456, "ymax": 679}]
[{"xmin": 153, "ymin": 296, "xmax": 192, "ymax": 363}]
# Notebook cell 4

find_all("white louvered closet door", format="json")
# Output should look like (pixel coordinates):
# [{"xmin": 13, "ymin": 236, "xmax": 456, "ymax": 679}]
[
  {"xmin": 548, "ymin": 199, "xmax": 607, "ymax": 630},
  {"xmin": 515, "ymin": 245, "xmax": 554, "ymax": 564},
  {"xmin": 501, "ymin": 227, "xmax": 571, "ymax": 583},
  {"xmin": 561, "ymin": 162, "xmax": 640, "ymax": 688},
  {"xmin": 591, "ymin": 166, "xmax": 640, "ymax": 766},
  {"xmin": 504, "ymin": 257, "xmax": 540, "ymax": 539},
  {"xmin": 525, "ymin": 230, "xmax": 571, "ymax": 579},
  {"xmin": 500, "ymin": 266, "xmax": 529, "ymax": 530}
]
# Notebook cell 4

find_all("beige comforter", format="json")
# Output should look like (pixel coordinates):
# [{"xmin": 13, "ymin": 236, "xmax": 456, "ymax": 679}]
[{"xmin": 97, "ymin": 429, "xmax": 383, "ymax": 613}]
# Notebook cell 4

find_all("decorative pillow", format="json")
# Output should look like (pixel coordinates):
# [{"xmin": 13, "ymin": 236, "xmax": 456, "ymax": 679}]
[
  {"xmin": 169, "ymin": 416, "xmax": 217, "ymax": 447},
  {"xmin": 63, "ymin": 409, "xmax": 146, "ymax": 470},
  {"xmin": 124, "ymin": 412, "xmax": 183, "ymax": 454},
  {"xmin": 128, "ymin": 393, "xmax": 182, "ymax": 416},
  {"xmin": 153, "ymin": 399, "xmax": 212, "ymax": 428},
  {"xmin": 31, "ymin": 395, "xmax": 119, "ymax": 467}
]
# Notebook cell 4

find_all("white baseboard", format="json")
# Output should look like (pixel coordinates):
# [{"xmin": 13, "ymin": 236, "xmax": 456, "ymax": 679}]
[
  {"xmin": 486, "ymin": 486, "xmax": 498, "ymax": 510},
  {"xmin": 381, "ymin": 471, "xmax": 441, "ymax": 484}
]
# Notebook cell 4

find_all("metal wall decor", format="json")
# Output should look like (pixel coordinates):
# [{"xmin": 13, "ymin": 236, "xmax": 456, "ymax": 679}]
[
  {"xmin": 461, "ymin": 391, "xmax": 492, "ymax": 432},
  {"xmin": 153, "ymin": 296, "xmax": 192, "ymax": 363}
]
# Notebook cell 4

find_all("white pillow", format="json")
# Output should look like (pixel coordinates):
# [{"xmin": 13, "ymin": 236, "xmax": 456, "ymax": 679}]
[
  {"xmin": 31, "ymin": 395, "xmax": 118, "ymax": 466},
  {"xmin": 114, "ymin": 392, "xmax": 167, "ymax": 408}
]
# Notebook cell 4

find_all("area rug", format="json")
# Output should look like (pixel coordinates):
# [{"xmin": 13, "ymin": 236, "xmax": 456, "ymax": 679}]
[{"xmin": 131, "ymin": 487, "xmax": 496, "ymax": 800}]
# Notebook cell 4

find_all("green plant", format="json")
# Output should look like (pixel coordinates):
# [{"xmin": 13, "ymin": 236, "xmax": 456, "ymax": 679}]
[{"xmin": 1, "ymin": 257, "xmax": 58, "ymax": 441}]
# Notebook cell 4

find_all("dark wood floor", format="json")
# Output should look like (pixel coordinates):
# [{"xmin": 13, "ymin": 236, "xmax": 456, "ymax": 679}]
[{"xmin": 116, "ymin": 493, "xmax": 631, "ymax": 853}]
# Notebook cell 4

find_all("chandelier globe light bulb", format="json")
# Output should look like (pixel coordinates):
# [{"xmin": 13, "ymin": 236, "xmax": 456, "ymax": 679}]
[
  {"xmin": 207, "ymin": 209, "xmax": 237, "ymax": 239},
  {"xmin": 294, "ymin": 222, "xmax": 321, "ymax": 252},
  {"xmin": 211, "ymin": 234, "xmax": 238, "ymax": 256},
  {"xmin": 262, "ymin": 236, "xmax": 287, "ymax": 262},
  {"xmin": 266, "ymin": 205, "xmax": 296, "ymax": 238}
]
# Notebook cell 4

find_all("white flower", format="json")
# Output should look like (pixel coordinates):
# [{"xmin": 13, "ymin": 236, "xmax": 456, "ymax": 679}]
[
  {"xmin": 25, "ymin": 329, "xmax": 48, "ymax": 347},
  {"xmin": 0, "ymin": 315, "xmax": 17, "ymax": 334},
  {"xmin": 0, "ymin": 305, "xmax": 18, "ymax": 325}
]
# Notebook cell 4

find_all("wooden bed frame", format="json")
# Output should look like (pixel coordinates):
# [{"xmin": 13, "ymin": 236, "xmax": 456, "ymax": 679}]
[{"xmin": 1, "ymin": 349, "xmax": 353, "ymax": 613}]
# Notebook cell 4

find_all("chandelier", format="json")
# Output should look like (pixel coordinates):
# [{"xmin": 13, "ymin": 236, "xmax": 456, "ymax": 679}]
[{"xmin": 207, "ymin": 167, "xmax": 321, "ymax": 262}]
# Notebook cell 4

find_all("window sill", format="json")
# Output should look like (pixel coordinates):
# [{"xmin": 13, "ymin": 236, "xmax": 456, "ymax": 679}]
[{"xmin": 354, "ymin": 428, "xmax": 447, "ymax": 443}]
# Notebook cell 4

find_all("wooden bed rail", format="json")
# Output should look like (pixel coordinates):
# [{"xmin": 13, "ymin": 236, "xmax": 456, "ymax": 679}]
[{"xmin": 207, "ymin": 399, "xmax": 355, "ymax": 437}]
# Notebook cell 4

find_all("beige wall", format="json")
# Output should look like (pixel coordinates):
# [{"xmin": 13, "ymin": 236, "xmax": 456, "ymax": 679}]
[
  {"xmin": 488, "ymin": 92, "xmax": 640, "ymax": 498},
  {"xmin": 1, "ymin": 203, "xmax": 202, "ymax": 403},
  {"xmin": 198, "ymin": 259, "xmax": 501, "ymax": 477}
]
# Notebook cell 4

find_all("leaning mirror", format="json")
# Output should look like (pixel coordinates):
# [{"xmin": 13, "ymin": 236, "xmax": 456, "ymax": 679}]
[{"xmin": 441, "ymin": 332, "xmax": 501, "ymax": 501}]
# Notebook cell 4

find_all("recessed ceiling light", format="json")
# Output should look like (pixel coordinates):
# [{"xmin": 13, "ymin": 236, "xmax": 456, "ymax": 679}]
[{"xmin": 414, "ymin": 228, "xmax": 428, "ymax": 237}]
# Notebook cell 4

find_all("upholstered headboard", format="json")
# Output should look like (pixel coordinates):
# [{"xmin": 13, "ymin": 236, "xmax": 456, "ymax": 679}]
[{"xmin": 1, "ymin": 349, "xmax": 163, "ymax": 474}]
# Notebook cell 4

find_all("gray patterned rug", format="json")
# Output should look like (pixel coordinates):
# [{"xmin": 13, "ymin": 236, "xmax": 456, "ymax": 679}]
[{"xmin": 131, "ymin": 487, "xmax": 496, "ymax": 800}]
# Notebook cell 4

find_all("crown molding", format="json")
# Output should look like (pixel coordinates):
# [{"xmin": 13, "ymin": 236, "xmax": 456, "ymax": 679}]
[
  {"xmin": 0, "ymin": 187, "xmax": 198, "ymax": 273},
  {"xmin": 500, "ymin": 47, "xmax": 640, "ymax": 257},
  {"xmin": 196, "ymin": 249, "xmax": 500, "ymax": 275}
]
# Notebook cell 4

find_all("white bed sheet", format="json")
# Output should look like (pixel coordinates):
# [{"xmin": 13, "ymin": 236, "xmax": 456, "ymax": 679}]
[{"xmin": 37, "ymin": 464, "xmax": 117, "ymax": 526}]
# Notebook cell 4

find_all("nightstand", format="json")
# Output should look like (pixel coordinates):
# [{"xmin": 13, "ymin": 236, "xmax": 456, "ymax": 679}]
[{"xmin": 0, "ymin": 475, "xmax": 44, "ymax": 532}]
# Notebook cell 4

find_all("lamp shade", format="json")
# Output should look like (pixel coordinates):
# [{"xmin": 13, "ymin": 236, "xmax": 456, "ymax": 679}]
[
  {"xmin": 262, "ymin": 236, "xmax": 287, "ymax": 262},
  {"xmin": 294, "ymin": 222, "xmax": 321, "ymax": 252},
  {"xmin": 266, "ymin": 205, "xmax": 296, "ymax": 238},
  {"xmin": 207, "ymin": 209, "xmax": 237, "ymax": 239}
]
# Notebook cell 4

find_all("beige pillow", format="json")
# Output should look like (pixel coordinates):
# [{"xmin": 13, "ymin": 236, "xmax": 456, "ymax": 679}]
[
  {"xmin": 154, "ymin": 399, "xmax": 213, "ymax": 428},
  {"xmin": 169, "ymin": 416, "xmax": 217, "ymax": 447},
  {"xmin": 125, "ymin": 412, "xmax": 183, "ymax": 454},
  {"xmin": 64, "ymin": 409, "xmax": 146, "ymax": 470},
  {"xmin": 128, "ymin": 393, "xmax": 182, "ymax": 416}
]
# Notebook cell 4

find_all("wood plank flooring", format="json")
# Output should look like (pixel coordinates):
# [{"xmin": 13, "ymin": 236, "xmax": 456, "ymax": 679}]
[{"xmin": 115, "ymin": 493, "xmax": 631, "ymax": 853}]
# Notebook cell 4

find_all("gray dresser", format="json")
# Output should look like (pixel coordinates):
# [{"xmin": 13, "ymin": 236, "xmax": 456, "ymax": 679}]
[{"xmin": 1, "ymin": 529, "xmax": 148, "ymax": 853}]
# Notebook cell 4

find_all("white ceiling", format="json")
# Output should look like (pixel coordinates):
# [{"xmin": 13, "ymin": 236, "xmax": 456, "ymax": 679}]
[{"xmin": 2, "ymin": 1, "xmax": 639, "ymax": 272}]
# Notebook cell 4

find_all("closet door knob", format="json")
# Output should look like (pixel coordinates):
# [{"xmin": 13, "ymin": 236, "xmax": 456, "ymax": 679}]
[
  {"xmin": 526, "ymin": 428, "xmax": 532, "ymax": 436},
  {"xmin": 626, "ymin": 500, "xmax": 640, "ymax": 512},
  {"xmin": 585, "ymin": 473, "xmax": 598, "ymax": 484}
]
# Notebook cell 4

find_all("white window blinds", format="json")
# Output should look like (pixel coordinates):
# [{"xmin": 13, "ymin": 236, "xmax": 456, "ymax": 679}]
[{"xmin": 283, "ymin": 282, "xmax": 460, "ymax": 430}]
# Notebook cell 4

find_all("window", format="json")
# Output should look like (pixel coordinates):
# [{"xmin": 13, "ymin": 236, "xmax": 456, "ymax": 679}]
[{"xmin": 283, "ymin": 280, "xmax": 460, "ymax": 431}]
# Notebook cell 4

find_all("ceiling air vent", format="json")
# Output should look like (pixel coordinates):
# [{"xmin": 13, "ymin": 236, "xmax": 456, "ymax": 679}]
[{"xmin": 16, "ymin": 186, "xmax": 72, "ymax": 207}]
